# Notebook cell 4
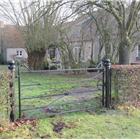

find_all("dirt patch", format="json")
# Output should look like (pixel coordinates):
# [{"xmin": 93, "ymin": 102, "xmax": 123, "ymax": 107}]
[
  {"xmin": 52, "ymin": 121, "xmax": 77, "ymax": 133},
  {"xmin": 52, "ymin": 121, "xmax": 66, "ymax": 133}
]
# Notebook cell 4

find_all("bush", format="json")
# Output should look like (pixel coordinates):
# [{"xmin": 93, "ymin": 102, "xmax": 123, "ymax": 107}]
[
  {"xmin": 87, "ymin": 60, "xmax": 97, "ymax": 72},
  {"xmin": 50, "ymin": 65, "xmax": 57, "ymax": 70},
  {"xmin": 43, "ymin": 59, "xmax": 49, "ymax": 70},
  {"xmin": 112, "ymin": 65, "xmax": 140, "ymax": 104},
  {"xmin": 0, "ymin": 71, "xmax": 9, "ymax": 122}
]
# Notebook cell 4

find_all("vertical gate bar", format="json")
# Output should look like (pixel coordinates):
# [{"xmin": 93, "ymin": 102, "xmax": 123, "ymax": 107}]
[
  {"xmin": 102, "ymin": 69, "xmax": 105, "ymax": 106},
  {"xmin": 17, "ymin": 62, "xmax": 21, "ymax": 118},
  {"xmin": 109, "ymin": 68, "xmax": 112, "ymax": 105},
  {"xmin": 105, "ymin": 65, "xmax": 109, "ymax": 107}
]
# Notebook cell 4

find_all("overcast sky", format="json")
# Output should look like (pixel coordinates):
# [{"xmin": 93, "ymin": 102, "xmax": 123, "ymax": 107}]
[{"xmin": 0, "ymin": 0, "xmax": 73, "ymax": 24}]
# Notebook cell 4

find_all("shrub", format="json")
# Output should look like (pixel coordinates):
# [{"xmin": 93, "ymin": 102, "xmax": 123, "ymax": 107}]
[
  {"xmin": 50, "ymin": 65, "xmax": 57, "ymax": 70},
  {"xmin": 112, "ymin": 65, "xmax": 140, "ymax": 104},
  {"xmin": 43, "ymin": 59, "xmax": 49, "ymax": 70},
  {"xmin": 87, "ymin": 60, "xmax": 97, "ymax": 72},
  {"xmin": 0, "ymin": 71, "xmax": 9, "ymax": 122}
]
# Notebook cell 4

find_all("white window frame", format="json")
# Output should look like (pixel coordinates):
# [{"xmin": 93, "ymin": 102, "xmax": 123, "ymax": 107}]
[
  {"xmin": 81, "ymin": 48, "xmax": 85, "ymax": 61},
  {"xmin": 73, "ymin": 47, "xmax": 80, "ymax": 62},
  {"xmin": 20, "ymin": 51, "xmax": 22, "ymax": 56},
  {"xmin": 73, "ymin": 46, "xmax": 86, "ymax": 62},
  {"xmin": 17, "ymin": 50, "xmax": 19, "ymax": 56}
]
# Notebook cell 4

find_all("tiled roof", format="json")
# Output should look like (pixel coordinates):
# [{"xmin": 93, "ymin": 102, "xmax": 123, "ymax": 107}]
[{"xmin": 1, "ymin": 24, "xmax": 25, "ymax": 49}]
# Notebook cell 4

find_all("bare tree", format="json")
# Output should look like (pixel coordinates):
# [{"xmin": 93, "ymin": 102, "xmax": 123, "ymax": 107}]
[
  {"xmin": 70, "ymin": 0, "xmax": 140, "ymax": 64},
  {"xmin": 57, "ymin": 18, "xmax": 89, "ymax": 69},
  {"xmin": 86, "ymin": 0, "xmax": 140, "ymax": 64},
  {"xmin": 0, "ymin": 0, "xmax": 63, "ymax": 69}
]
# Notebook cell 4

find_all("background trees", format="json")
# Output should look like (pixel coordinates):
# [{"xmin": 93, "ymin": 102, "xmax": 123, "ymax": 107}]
[
  {"xmin": 0, "ymin": 0, "xmax": 62, "ymax": 69},
  {"xmin": 72, "ymin": 0, "xmax": 140, "ymax": 64},
  {"xmin": 0, "ymin": 0, "xmax": 140, "ymax": 67}
]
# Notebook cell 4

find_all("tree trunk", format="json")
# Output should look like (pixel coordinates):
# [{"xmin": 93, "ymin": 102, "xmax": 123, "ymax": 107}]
[
  {"xmin": 28, "ymin": 48, "xmax": 46, "ymax": 70},
  {"xmin": 119, "ymin": 45, "xmax": 130, "ymax": 64},
  {"xmin": 119, "ymin": 28, "xmax": 131, "ymax": 64}
]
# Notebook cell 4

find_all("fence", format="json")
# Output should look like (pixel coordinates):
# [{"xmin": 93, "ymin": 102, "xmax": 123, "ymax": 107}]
[{"xmin": 7, "ymin": 59, "xmax": 112, "ymax": 121}]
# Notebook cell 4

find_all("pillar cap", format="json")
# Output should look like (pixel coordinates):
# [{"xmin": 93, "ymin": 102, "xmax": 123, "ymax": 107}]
[{"xmin": 8, "ymin": 60, "xmax": 15, "ymax": 70}]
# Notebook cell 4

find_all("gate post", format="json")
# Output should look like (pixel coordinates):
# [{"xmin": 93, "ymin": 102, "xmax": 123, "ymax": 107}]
[
  {"xmin": 103, "ymin": 59, "xmax": 112, "ymax": 108},
  {"xmin": 8, "ymin": 60, "xmax": 15, "ymax": 122}
]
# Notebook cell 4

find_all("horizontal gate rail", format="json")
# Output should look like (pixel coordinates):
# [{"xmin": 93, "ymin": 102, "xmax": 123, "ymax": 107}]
[
  {"xmin": 19, "ymin": 72, "xmax": 103, "ymax": 85},
  {"xmin": 21, "ymin": 83, "xmax": 41, "ymax": 87},
  {"xmin": 21, "ymin": 89, "xmax": 100, "ymax": 100},
  {"xmin": 21, "ymin": 97, "xmax": 99, "ymax": 112},
  {"xmin": 21, "ymin": 68, "xmax": 104, "ymax": 73}
]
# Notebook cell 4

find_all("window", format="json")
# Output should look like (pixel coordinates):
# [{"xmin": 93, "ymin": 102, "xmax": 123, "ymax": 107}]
[
  {"xmin": 73, "ymin": 47, "xmax": 85, "ymax": 62},
  {"xmin": 20, "ymin": 51, "xmax": 22, "ymax": 56},
  {"xmin": 49, "ymin": 48, "xmax": 55, "ymax": 59},
  {"xmin": 73, "ymin": 47, "xmax": 80, "ymax": 62},
  {"xmin": 17, "ymin": 51, "xmax": 19, "ymax": 56},
  {"xmin": 81, "ymin": 49, "xmax": 85, "ymax": 61},
  {"xmin": 16, "ymin": 50, "xmax": 23, "ymax": 56}
]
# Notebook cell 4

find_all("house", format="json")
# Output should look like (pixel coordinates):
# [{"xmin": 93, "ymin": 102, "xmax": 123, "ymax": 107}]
[
  {"xmin": 61, "ymin": 15, "xmax": 140, "ymax": 65},
  {"xmin": 60, "ymin": 16, "xmax": 99, "ymax": 63},
  {"xmin": 0, "ymin": 21, "xmax": 61, "ymax": 65},
  {"xmin": 0, "ymin": 17, "xmax": 140, "ymax": 67},
  {"xmin": 0, "ymin": 21, "xmax": 27, "ymax": 63}
]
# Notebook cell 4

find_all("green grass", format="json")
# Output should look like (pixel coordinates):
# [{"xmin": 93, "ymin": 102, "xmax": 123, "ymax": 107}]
[
  {"xmin": 0, "ymin": 65, "xmax": 7, "ymax": 71},
  {"xmin": 1, "ymin": 69, "xmax": 140, "ymax": 138},
  {"xmin": 1, "ymin": 110, "xmax": 140, "ymax": 139},
  {"xmin": 15, "ymin": 72, "xmax": 100, "ymax": 118}
]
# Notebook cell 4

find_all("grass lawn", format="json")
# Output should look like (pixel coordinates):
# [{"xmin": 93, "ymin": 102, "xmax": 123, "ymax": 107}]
[
  {"xmin": 15, "ymin": 72, "xmax": 101, "ymax": 118},
  {"xmin": 1, "ymin": 68, "xmax": 140, "ymax": 138},
  {"xmin": 1, "ymin": 110, "xmax": 140, "ymax": 139},
  {"xmin": 0, "ymin": 65, "xmax": 7, "ymax": 71}
]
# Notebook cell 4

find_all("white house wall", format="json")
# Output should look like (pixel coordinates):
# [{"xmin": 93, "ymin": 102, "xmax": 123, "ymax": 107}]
[
  {"xmin": 6, "ymin": 48, "xmax": 28, "ymax": 62},
  {"xmin": 70, "ymin": 41, "xmax": 100, "ymax": 62}
]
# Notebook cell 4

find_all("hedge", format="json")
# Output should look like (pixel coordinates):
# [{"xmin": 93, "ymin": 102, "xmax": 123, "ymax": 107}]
[
  {"xmin": 112, "ymin": 65, "xmax": 140, "ymax": 104},
  {"xmin": 0, "ymin": 71, "xmax": 9, "ymax": 121}
]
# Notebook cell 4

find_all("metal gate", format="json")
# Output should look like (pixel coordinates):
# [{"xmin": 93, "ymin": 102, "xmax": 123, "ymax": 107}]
[{"xmin": 8, "ymin": 59, "xmax": 111, "ymax": 120}]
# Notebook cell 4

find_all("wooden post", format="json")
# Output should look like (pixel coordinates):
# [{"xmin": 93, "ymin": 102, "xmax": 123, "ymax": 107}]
[{"xmin": 8, "ymin": 60, "xmax": 15, "ymax": 122}]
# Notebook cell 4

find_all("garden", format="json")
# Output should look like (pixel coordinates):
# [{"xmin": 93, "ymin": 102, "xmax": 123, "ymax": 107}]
[{"xmin": 1, "ymin": 65, "xmax": 140, "ymax": 139}]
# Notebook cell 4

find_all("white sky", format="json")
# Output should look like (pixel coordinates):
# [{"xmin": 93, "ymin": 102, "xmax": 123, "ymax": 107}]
[
  {"xmin": 0, "ymin": 0, "xmax": 73, "ymax": 24},
  {"xmin": 0, "ymin": 0, "xmax": 135, "ymax": 24}
]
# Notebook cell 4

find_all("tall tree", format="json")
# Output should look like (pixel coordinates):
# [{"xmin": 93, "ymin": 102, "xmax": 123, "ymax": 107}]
[
  {"xmin": 71, "ymin": 0, "xmax": 140, "ymax": 64},
  {"xmin": 0, "ymin": 0, "xmax": 62, "ymax": 69},
  {"xmin": 86, "ymin": 0, "xmax": 140, "ymax": 64}
]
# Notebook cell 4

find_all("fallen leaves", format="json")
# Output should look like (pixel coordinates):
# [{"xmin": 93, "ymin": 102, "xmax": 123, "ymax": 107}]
[{"xmin": 0, "ymin": 119, "xmax": 37, "ymax": 133}]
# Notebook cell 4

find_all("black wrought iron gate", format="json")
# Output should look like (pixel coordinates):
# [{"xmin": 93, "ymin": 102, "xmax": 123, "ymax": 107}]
[{"xmin": 8, "ymin": 59, "xmax": 111, "ymax": 120}]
